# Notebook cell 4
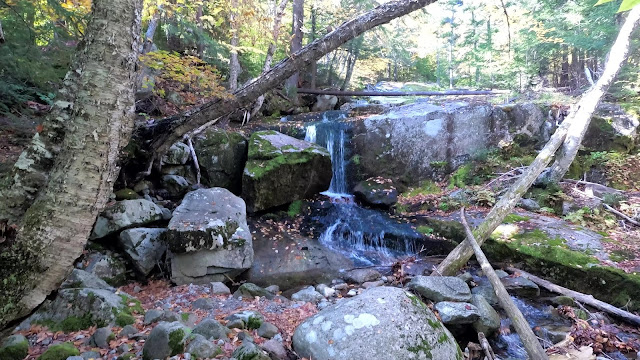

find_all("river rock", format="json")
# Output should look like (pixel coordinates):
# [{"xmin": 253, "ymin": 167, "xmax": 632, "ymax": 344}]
[
  {"xmin": 291, "ymin": 286, "xmax": 324, "ymax": 304},
  {"xmin": 344, "ymin": 268, "xmax": 381, "ymax": 284},
  {"xmin": 501, "ymin": 275, "xmax": 540, "ymax": 298},
  {"xmin": 61, "ymin": 269, "xmax": 114, "ymax": 291},
  {"xmin": 407, "ymin": 276, "xmax": 472, "ymax": 302},
  {"xmin": 163, "ymin": 142, "xmax": 191, "ymax": 165},
  {"xmin": 312, "ymin": 94, "xmax": 338, "ymax": 112},
  {"xmin": 0, "ymin": 334, "xmax": 28, "ymax": 360},
  {"xmin": 241, "ymin": 130, "xmax": 332, "ymax": 213},
  {"xmin": 293, "ymin": 286, "xmax": 461, "ymax": 360},
  {"xmin": 353, "ymin": 177, "xmax": 398, "ymax": 207},
  {"xmin": 194, "ymin": 128, "xmax": 248, "ymax": 193},
  {"xmin": 192, "ymin": 318, "xmax": 230, "ymax": 340},
  {"xmin": 118, "ymin": 228, "xmax": 167, "ymax": 276},
  {"xmin": 435, "ymin": 301, "xmax": 480, "ymax": 324},
  {"xmin": 185, "ymin": 334, "xmax": 220, "ymax": 359},
  {"xmin": 226, "ymin": 311, "xmax": 264, "ymax": 330},
  {"xmin": 165, "ymin": 188, "xmax": 253, "ymax": 285},
  {"xmin": 142, "ymin": 321, "xmax": 190, "ymax": 360},
  {"xmin": 91, "ymin": 199, "xmax": 167, "ymax": 239},
  {"xmin": 471, "ymin": 295, "xmax": 500, "ymax": 335}
]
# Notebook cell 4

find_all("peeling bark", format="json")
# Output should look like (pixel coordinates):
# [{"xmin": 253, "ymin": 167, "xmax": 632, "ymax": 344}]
[{"xmin": 0, "ymin": 0, "xmax": 142, "ymax": 329}]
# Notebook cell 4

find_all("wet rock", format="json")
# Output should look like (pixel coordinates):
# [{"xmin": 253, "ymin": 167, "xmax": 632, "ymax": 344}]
[
  {"xmin": 210, "ymin": 282, "xmax": 231, "ymax": 295},
  {"xmin": 257, "ymin": 322, "xmax": 279, "ymax": 339},
  {"xmin": 118, "ymin": 228, "xmax": 167, "ymax": 276},
  {"xmin": 163, "ymin": 142, "xmax": 191, "ymax": 165},
  {"xmin": 471, "ymin": 295, "xmax": 500, "ymax": 335},
  {"xmin": 241, "ymin": 130, "xmax": 332, "ymax": 213},
  {"xmin": 535, "ymin": 325, "xmax": 571, "ymax": 345},
  {"xmin": 192, "ymin": 318, "xmax": 230, "ymax": 340},
  {"xmin": 549, "ymin": 296, "xmax": 576, "ymax": 307},
  {"xmin": 142, "ymin": 322, "xmax": 190, "ymax": 360},
  {"xmin": 501, "ymin": 276, "xmax": 540, "ymax": 298},
  {"xmin": 293, "ymin": 287, "xmax": 461, "ymax": 360},
  {"xmin": 353, "ymin": 177, "xmax": 398, "ymax": 207},
  {"xmin": 166, "ymin": 188, "xmax": 253, "ymax": 285},
  {"xmin": 232, "ymin": 341, "xmax": 270, "ymax": 360},
  {"xmin": 193, "ymin": 128, "xmax": 248, "ymax": 193},
  {"xmin": 161, "ymin": 175, "xmax": 191, "ymax": 198},
  {"xmin": 185, "ymin": 334, "xmax": 220, "ymax": 359},
  {"xmin": 434, "ymin": 301, "xmax": 480, "ymax": 324},
  {"xmin": 344, "ymin": 268, "xmax": 381, "ymax": 284},
  {"xmin": 312, "ymin": 94, "xmax": 338, "ymax": 112},
  {"xmin": 233, "ymin": 283, "xmax": 273, "ymax": 299},
  {"xmin": 291, "ymin": 286, "xmax": 324, "ymax": 304},
  {"xmin": 61, "ymin": 269, "xmax": 114, "ymax": 291},
  {"xmin": 91, "ymin": 199, "xmax": 166, "ymax": 239},
  {"xmin": 407, "ymin": 276, "xmax": 472, "ymax": 302},
  {"xmin": 89, "ymin": 327, "xmax": 113, "ymax": 349},
  {"xmin": 261, "ymin": 338, "xmax": 288, "ymax": 360},
  {"xmin": 0, "ymin": 334, "xmax": 28, "ymax": 360}
]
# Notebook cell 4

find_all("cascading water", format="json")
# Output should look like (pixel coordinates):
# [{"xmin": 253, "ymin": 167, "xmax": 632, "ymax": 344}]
[{"xmin": 304, "ymin": 112, "xmax": 423, "ymax": 265}]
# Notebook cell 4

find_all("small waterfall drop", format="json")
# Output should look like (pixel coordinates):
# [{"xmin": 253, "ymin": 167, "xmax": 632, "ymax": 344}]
[{"xmin": 325, "ymin": 129, "xmax": 348, "ymax": 196}]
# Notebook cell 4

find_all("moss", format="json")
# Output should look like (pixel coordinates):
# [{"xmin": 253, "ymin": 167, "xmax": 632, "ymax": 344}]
[
  {"xmin": 502, "ymin": 213, "xmax": 531, "ymax": 224},
  {"xmin": 59, "ymin": 315, "xmax": 96, "ymax": 332},
  {"xmin": 287, "ymin": 200, "xmax": 303, "ymax": 217},
  {"xmin": 416, "ymin": 226, "xmax": 434, "ymax": 235},
  {"xmin": 448, "ymin": 163, "xmax": 473, "ymax": 189},
  {"xmin": 247, "ymin": 131, "xmax": 281, "ymax": 160},
  {"xmin": 351, "ymin": 154, "xmax": 361, "ymax": 165},
  {"xmin": 609, "ymin": 249, "xmax": 634, "ymax": 262},
  {"xmin": 246, "ymin": 315, "xmax": 263, "ymax": 330},
  {"xmin": 245, "ymin": 148, "xmax": 322, "ymax": 180},
  {"xmin": 422, "ymin": 218, "xmax": 465, "ymax": 242},
  {"xmin": 437, "ymin": 332, "xmax": 449, "ymax": 344},
  {"xmin": 404, "ymin": 180, "xmax": 441, "ymax": 197},
  {"xmin": 116, "ymin": 313, "xmax": 135, "ymax": 327},
  {"xmin": 168, "ymin": 328, "xmax": 186, "ymax": 356},
  {"xmin": 117, "ymin": 354, "xmax": 135, "ymax": 360},
  {"xmin": 395, "ymin": 203, "xmax": 409, "ymax": 213},
  {"xmin": 114, "ymin": 188, "xmax": 139, "ymax": 200},
  {"xmin": 37, "ymin": 342, "xmax": 79, "ymax": 360},
  {"xmin": 407, "ymin": 340, "xmax": 432, "ymax": 357},
  {"xmin": 0, "ymin": 337, "xmax": 29, "ymax": 360}
]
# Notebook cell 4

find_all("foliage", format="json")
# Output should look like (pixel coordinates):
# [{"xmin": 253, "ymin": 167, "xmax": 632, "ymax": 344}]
[{"xmin": 287, "ymin": 200, "xmax": 304, "ymax": 217}]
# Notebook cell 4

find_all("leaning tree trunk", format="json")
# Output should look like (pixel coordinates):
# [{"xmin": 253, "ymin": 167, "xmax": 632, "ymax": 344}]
[
  {"xmin": 0, "ymin": 0, "xmax": 142, "ymax": 330},
  {"xmin": 434, "ymin": 6, "xmax": 640, "ymax": 277},
  {"xmin": 229, "ymin": 0, "xmax": 241, "ymax": 91},
  {"xmin": 138, "ymin": 0, "xmax": 440, "ymax": 160},
  {"xmin": 546, "ymin": 6, "xmax": 640, "ymax": 183}
]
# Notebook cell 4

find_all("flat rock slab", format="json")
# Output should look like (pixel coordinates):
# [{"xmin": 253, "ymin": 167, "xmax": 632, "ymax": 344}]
[
  {"xmin": 407, "ymin": 276, "xmax": 472, "ymax": 302},
  {"xmin": 91, "ymin": 199, "xmax": 167, "ymax": 239},
  {"xmin": 435, "ymin": 301, "xmax": 480, "ymax": 324}
]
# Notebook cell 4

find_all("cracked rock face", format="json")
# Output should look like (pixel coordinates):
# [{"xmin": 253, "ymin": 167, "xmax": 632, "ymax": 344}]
[
  {"xmin": 165, "ymin": 188, "xmax": 253, "ymax": 285},
  {"xmin": 293, "ymin": 286, "xmax": 462, "ymax": 360}
]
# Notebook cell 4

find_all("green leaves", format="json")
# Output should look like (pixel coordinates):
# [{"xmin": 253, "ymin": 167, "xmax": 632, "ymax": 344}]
[{"xmin": 595, "ymin": 0, "xmax": 640, "ymax": 12}]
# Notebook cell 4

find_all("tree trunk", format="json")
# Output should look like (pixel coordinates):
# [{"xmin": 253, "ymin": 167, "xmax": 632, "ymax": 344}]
[
  {"xmin": 547, "ymin": 6, "xmax": 640, "ymax": 183},
  {"xmin": 341, "ymin": 39, "xmax": 361, "ymax": 91},
  {"xmin": 142, "ymin": 5, "xmax": 162, "ymax": 54},
  {"xmin": 310, "ymin": 3, "xmax": 318, "ymax": 89},
  {"xmin": 229, "ymin": 0, "xmax": 241, "ymax": 91},
  {"xmin": 0, "ymin": 19, "xmax": 5, "ymax": 44},
  {"xmin": 285, "ymin": 0, "xmax": 304, "ymax": 95},
  {"xmin": 434, "ymin": 6, "xmax": 640, "ymax": 277},
  {"xmin": 196, "ymin": 4, "xmax": 204, "ymax": 58},
  {"xmin": 0, "ymin": 0, "xmax": 141, "ymax": 330},
  {"xmin": 138, "ymin": 0, "xmax": 441, "ymax": 158},
  {"xmin": 460, "ymin": 209, "xmax": 549, "ymax": 360}
]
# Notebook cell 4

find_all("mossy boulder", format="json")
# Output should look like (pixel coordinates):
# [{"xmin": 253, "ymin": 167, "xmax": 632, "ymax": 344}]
[
  {"xmin": 142, "ymin": 321, "xmax": 190, "ymax": 360},
  {"xmin": 242, "ymin": 131, "xmax": 332, "ymax": 213},
  {"xmin": 162, "ymin": 141, "xmax": 191, "ymax": 165},
  {"xmin": 582, "ymin": 103, "xmax": 639, "ymax": 153},
  {"xmin": 37, "ymin": 342, "xmax": 79, "ymax": 360},
  {"xmin": 165, "ymin": 188, "xmax": 253, "ymax": 285},
  {"xmin": 293, "ymin": 287, "xmax": 462, "ymax": 360},
  {"xmin": 0, "ymin": 334, "xmax": 29, "ymax": 360},
  {"xmin": 118, "ymin": 228, "xmax": 167, "ymax": 276},
  {"xmin": 194, "ymin": 128, "xmax": 248, "ymax": 194},
  {"xmin": 353, "ymin": 177, "xmax": 398, "ymax": 207}
]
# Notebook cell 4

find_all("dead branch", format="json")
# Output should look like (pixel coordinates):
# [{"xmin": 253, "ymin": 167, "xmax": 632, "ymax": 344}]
[{"xmin": 478, "ymin": 332, "xmax": 496, "ymax": 360}]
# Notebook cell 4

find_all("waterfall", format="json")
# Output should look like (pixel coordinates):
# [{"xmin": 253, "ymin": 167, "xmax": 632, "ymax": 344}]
[
  {"xmin": 304, "ymin": 124, "xmax": 316, "ymax": 143},
  {"xmin": 325, "ymin": 129, "xmax": 348, "ymax": 196}
]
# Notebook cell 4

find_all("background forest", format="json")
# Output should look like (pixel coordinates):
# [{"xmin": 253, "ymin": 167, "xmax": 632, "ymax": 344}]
[{"xmin": 1, "ymin": 0, "xmax": 639, "ymax": 118}]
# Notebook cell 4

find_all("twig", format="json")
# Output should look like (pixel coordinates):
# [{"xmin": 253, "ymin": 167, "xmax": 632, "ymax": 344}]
[
  {"xmin": 603, "ymin": 203, "xmax": 640, "ymax": 226},
  {"xmin": 564, "ymin": 182, "xmax": 639, "ymax": 226},
  {"xmin": 185, "ymin": 137, "xmax": 201, "ymax": 185}
]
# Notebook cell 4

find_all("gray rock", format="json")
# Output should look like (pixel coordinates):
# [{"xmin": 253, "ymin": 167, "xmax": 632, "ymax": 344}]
[
  {"xmin": 166, "ymin": 188, "xmax": 253, "ymax": 285},
  {"xmin": 435, "ymin": 301, "xmax": 480, "ymax": 324},
  {"xmin": 457, "ymin": 272, "xmax": 473, "ymax": 284},
  {"xmin": 142, "ymin": 322, "xmax": 190, "ymax": 360},
  {"xmin": 501, "ymin": 276, "xmax": 540, "ymax": 298},
  {"xmin": 232, "ymin": 341, "xmax": 270, "ymax": 360},
  {"xmin": 66, "ymin": 356, "xmax": 84, "ymax": 360},
  {"xmin": 210, "ymin": 282, "xmax": 231, "ymax": 295},
  {"xmin": 163, "ymin": 142, "xmax": 191, "ymax": 165},
  {"xmin": 119, "ymin": 325, "xmax": 137, "ymax": 337},
  {"xmin": 193, "ymin": 128, "xmax": 248, "ymax": 194},
  {"xmin": 344, "ymin": 268, "xmax": 381, "ymax": 284},
  {"xmin": 494, "ymin": 269, "xmax": 509, "ymax": 278},
  {"xmin": 353, "ymin": 177, "xmax": 398, "ymax": 207},
  {"xmin": 144, "ymin": 309, "xmax": 164, "ymax": 325},
  {"xmin": 471, "ymin": 284, "xmax": 499, "ymax": 306},
  {"xmin": 362, "ymin": 280, "xmax": 384, "ymax": 289},
  {"xmin": 91, "ymin": 199, "xmax": 166, "ymax": 239},
  {"xmin": 519, "ymin": 198, "xmax": 541, "ymax": 211},
  {"xmin": 61, "ymin": 269, "xmax": 114, "ymax": 291},
  {"xmin": 226, "ymin": 318, "xmax": 245, "ymax": 329},
  {"xmin": 241, "ymin": 131, "xmax": 332, "ymax": 213},
  {"xmin": 192, "ymin": 318, "xmax": 230, "ymax": 340},
  {"xmin": 471, "ymin": 295, "xmax": 500, "ymax": 335},
  {"xmin": 77, "ymin": 249, "xmax": 128, "ymax": 286},
  {"xmin": 234, "ymin": 283, "xmax": 273, "ymax": 299},
  {"xmin": 261, "ymin": 338, "xmax": 288, "ymax": 360},
  {"xmin": 534, "ymin": 325, "xmax": 571, "ymax": 345},
  {"xmin": 311, "ymin": 95, "xmax": 338, "ymax": 112},
  {"xmin": 407, "ymin": 276, "xmax": 472, "ymax": 302},
  {"xmin": 0, "ymin": 334, "xmax": 28, "ymax": 360},
  {"xmin": 80, "ymin": 351, "xmax": 100, "ymax": 360},
  {"xmin": 293, "ymin": 287, "xmax": 461, "ymax": 360},
  {"xmin": 315, "ymin": 284, "xmax": 335, "ymax": 297},
  {"xmin": 181, "ymin": 313, "xmax": 198, "ymax": 327},
  {"xmin": 117, "ymin": 343, "xmax": 130, "ymax": 353},
  {"xmin": 291, "ymin": 286, "xmax": 324, "ymax": 304},
  {"xmin": 265, "ymin": 285, "xmax": 280, "ymax": 295},
  {"xmin": 119, "ymin": 228, "xmax": 167, "ymax": 276},
  {"xmin": 226, "ymin": 311, "xmax": 264, "ymax": 330},
  {"xmin": 89, "ymin": 327, "xmax": 113, "ymax": 348},
  {"xmin": 185, "ymin": 334, "xmax": 220, "ymax": 359},
  {"xmin": 161, "ymin": 175, "xmax": 191, "ymax": 198},
  {"xmin": 257, "ymin": 322, "xmax": 279, "ymax": 339},
  {"xmin": 192, "ymin": 298, "xmax": 217, "ymax": 310}
]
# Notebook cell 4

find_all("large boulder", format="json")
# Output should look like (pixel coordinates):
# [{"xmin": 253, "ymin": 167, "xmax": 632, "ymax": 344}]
[
  {"xmin": 293, "ymin": 286, "xmax": 462, "ymax": 360},
  {"xmin": 242, "ymin": 130, "xmax": 332, "ymax": 212},
  {"xmin": 582, "ymin": 103, "xmax": 639, "ymax": 152},
  {"xmin": 118, "ymin": 228, "xmax": 167, "ymax": 276},
  {"xmin": 91, "ymin": 199, "xmax": 168, "ymax": 239},
  {"xmin": 61, "ymin": 269, "xmax": 114, "ymax": 291},
  {"xmin": 193, "ymin": 128, "xmax": 248, "ymax": 193},
  {"xmin": 165, "ymin": 188, "xmax": 253, "ymax": 285}
]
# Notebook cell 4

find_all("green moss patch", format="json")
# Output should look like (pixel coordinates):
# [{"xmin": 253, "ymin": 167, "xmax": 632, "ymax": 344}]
[
  {"xmin": 168, "ymin": 328, "xmax": 186, "ymax": 356},
  {"xmin": 502, "ymin": 213, "xmax": 531, "ymax": 224},
  {"xmin": 37, "ymin": 342, "xmax": 79, "ymax": 360},
  {"xmin": 0, "ymin": 336, "xmax": 29, "ymax": 360},
  {"xmin": 287, "ymin": 200, "xmax": 303, "ymax": 217},
  {"xmin": 404, "ymin": 180, "xmax": 441, "ymax": 197}
]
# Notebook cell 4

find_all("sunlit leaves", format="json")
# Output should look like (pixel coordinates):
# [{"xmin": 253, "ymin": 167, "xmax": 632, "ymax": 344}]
[{"xmin": 595, "ymin": 0, "xmax": 640, "ymax": 12}]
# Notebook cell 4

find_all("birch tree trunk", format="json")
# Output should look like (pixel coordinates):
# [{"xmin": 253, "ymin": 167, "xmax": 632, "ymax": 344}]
[
  {"xmin": 434, "ymin": 6, "xmax": 640, "ymax": 276},
  {"xmin": 229, "ymin": 0, "xmax": 241, "ymax": 91},
  {"xmin": 142, "ymin": 5, "xmax": 162, "ymax": 54},
  {"xmin": 0, "ymin": 0, "xmax": 142, "ymax": 330}
]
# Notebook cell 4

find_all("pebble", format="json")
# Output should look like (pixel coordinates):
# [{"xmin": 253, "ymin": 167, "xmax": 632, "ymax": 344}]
[
  {"xmin": 346, "ymin": 289, "xmax": 357, "ymax": 297},
  {"xmin": 334, "ymin": 283, "xmax": 349, "ymax": 291}
]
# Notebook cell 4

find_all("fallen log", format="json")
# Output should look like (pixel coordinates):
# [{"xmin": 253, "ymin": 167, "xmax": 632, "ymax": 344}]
[
  {"xmin": 460, "ymin": 208, "xmax": 549, "ymax": 360},
  {"xmin": 296, "ymin": 88, "xmax": 508, "ymax": 97},
  {"xmin": 505, "ymin": 267, "xmax": 640, "ymax": 327}
]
